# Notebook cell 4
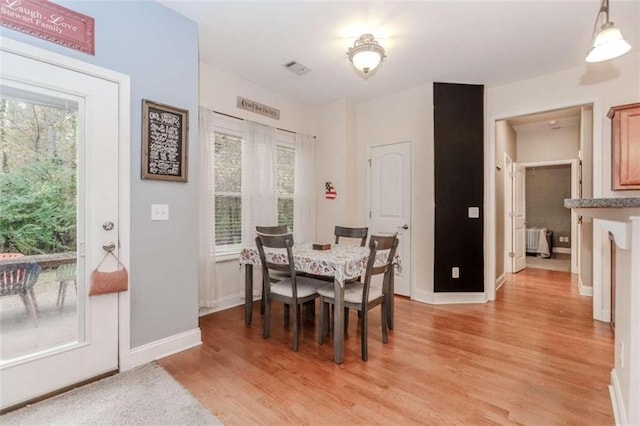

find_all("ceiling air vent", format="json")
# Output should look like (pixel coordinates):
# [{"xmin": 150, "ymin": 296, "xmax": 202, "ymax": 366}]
[{"xmin": 283, "ymin": 61, "xmax": 311, "ymax": 76}]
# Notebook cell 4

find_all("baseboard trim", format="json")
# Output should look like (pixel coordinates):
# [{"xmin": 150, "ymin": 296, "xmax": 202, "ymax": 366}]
[
  {"xmin": 413, "ymin": 289, "xmax": 488, "ymax": 304},
  {"xmin": 496, "ymin": 273, "xmax": 506, "ymax": 291},
  {"xmin": 578, "ymin": 276, "xmax": 593, "ymax": 297},
  {"xmin": 553, "ymin": 247, "xmax": 571, "ymax": 254},
  {"xmin": 121, "ymin": 328, "xmax": 201, "ymax": 371},
  {"xmin": 609, "ymin": 369, "xmax": 627, "ymax": 426},
  {"xmin": 199, "ymin": 293, "xmax": 245, "ymax": 317}
]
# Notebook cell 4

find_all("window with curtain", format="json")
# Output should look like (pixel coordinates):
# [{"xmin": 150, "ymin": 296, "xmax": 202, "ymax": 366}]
[
  {"xmin": 213, "ymin": 128, "xmax": 295, "ymax": 255},
  {"xmin": 214, "ymin": 131, "xmax": 242, "ymax": 255},
  {"xmin": 276, "ymin": 141, "xmax": 295, "ymax": 232}
]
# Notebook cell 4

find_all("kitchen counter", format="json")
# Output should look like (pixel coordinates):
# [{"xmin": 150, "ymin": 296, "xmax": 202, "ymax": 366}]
[
  {"xmin": 565, "ymin": 196, "xmax": 640, "ymax": 424},
  {"xmin": 564, "ymin": 197, "xmax": 640, "ymax": 209}
]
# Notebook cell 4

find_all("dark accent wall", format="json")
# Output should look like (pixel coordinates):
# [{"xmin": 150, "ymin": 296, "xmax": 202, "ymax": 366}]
[{"xmin": 434, "ymin": 83, "xmax": 484, "ymax": 292}]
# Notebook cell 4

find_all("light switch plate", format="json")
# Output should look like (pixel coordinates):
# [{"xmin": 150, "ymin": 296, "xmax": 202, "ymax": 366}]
[
  {"xmin": 468, "ymin": 207, "xmax": 480, "ymax": 218},
  {"xmin": 151, "ymin": 204, "xmax": 169, "ymax": 221}
]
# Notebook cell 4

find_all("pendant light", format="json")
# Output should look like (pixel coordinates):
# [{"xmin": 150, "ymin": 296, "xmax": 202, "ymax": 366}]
[{"xmin": 585, "ymin": 0, "xmax": 632, "ymax": 63}]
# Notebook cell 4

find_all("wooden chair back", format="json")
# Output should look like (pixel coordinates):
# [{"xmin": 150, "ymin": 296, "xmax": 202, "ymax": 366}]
[
  {"xmin": 361, "ymin": 234, "xmax": 398, "ymax": 307},
  {"xmin": 255, "ymin": 233, "xmax": 298, "ymax": 298},
  {"xmin": 256, "ymin": 225, "xmax": 288, "ymax": 235},
  {"xmin": 334, "ymin": 226, "xmax": 368, "ymax": 246}
]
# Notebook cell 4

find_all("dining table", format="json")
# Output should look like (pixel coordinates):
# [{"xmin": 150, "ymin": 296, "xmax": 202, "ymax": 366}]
[{"xmin": 239, "ymin": 242, "xmax": 396, "ymax": 364}]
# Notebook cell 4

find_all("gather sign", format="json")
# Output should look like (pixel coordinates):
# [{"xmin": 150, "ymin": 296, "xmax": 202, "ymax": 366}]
[
  {"xmin": 0, "ymin": 0, "xmax": 95, "ymax": 55},
  {"xmin": 237, "ymin": 96, "xmax": 280, "ymax": 120}
]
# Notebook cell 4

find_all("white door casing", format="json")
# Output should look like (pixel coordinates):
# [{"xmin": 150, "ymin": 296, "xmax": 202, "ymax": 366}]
[
  {"xmin": 369, "ymin": 141, "xmax": 412, "ymax": 297},
  {"xmin": 512, "ymin": 163, "xmax": 527, "ymax": 273},
  {"xmin": 0, "ymin": 40, "xmax": 129, "ymax": 409},
  {"xmin": 504, "ymin": 153, "xmax": 514, "ymax": 274}
]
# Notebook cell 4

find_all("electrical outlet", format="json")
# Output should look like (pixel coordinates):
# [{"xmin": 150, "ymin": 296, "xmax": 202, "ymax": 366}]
[
  {"xmin": 452, "ymin": 267, "xmax": 460, "ymax": 279},
  {"xmin": 151, "ymin": 204, "xmax": 169, "ymax": 221}
]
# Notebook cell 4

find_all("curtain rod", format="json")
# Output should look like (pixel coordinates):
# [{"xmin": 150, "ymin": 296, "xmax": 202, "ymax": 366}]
[{"xmin": 213, "ymin": 110, "xmax": 316, "ymax": 139}]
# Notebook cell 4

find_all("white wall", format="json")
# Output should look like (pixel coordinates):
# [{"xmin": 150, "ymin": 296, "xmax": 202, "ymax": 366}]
[
  {"xmin": 515, "ymin": 125, "xmax": 579, "ymax": 163},
  {"xmin": 488, "ymin": 52, "xmax": 640, "ymax": 200},
  {"xmin": 199, "ymin": 63, "xmax": 318, "ymax": 310},
  {"xmin": 313, "ymin": 99, "xmax": 355, "ymax": 243},
  {"xmin": 355, "ymin": 84, "xmax": 434, "ymax": 301},
  {"xmin": 200, "ymin": 64, "xmax": 317, "ymax": 135},
  {"xmin": 580, "ymin": 106, "xmax": 594, "ymax": 291}
]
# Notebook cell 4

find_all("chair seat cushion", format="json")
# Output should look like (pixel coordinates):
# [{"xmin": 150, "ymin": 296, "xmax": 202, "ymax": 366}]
[
  {"xmin": 270, "ymin": 276, "xmax": 327, "ymax": 298},
  {"xmin": 318, "ymin": 283, "xmax": 383, "ymax": 304}
]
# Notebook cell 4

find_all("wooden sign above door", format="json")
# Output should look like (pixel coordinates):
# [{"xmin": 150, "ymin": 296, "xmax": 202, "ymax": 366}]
[{"xmin": 0, "ymin": 0, "xmax": 95, "ymax": 55}]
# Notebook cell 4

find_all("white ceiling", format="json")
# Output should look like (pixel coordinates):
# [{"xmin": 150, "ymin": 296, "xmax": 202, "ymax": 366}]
[
  {"xmin": 509, "ymin": 106, "xmax": 583, "ymax": 132},
  {"xmin": 159, "ymin": 0, "xmax": 639, "ymax": 106}
]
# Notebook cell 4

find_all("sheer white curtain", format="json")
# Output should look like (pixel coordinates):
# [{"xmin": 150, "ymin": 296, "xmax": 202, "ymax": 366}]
[
  {"xmin": 198, "ymin": 107, "xmax": 217, "ymax": 308},
  {"xmin": 242, "ymin": 120, "xmax": 277, "ymax": 246},
  {"xmin": 294, "ymin": 133, "xmax": 316, "ymax": 242}
]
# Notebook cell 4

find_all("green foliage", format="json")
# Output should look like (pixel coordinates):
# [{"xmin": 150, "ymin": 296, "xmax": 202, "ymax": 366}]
[{"xmin": 0, "ymin": 160, "xmax": 76, "ymax": 255}]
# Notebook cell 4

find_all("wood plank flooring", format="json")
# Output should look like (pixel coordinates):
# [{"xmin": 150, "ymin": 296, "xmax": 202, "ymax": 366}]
[{"xmin": 159, "ymin": 268, "xmax": 614, "ymax": 425}]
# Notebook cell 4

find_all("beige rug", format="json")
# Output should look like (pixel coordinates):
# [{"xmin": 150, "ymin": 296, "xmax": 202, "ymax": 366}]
[
  {"xmin": 526, "ymin": 253, "xmax": 571, "ymax": 272},
  {"xmin": 1, "ymin": 362, "xmax": 222, "ymax": 425}
]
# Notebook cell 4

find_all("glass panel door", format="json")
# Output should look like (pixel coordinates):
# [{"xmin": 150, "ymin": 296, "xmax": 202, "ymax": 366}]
[
  {"xmin": 0, "ymin": 87, "xmax": 83, "ymax": 362},
  {"xmin": 0, "ymin": 42, "xmax": 121, "ymax": 410}
]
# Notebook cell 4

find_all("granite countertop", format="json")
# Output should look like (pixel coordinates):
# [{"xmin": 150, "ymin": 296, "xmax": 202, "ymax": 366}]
[{"xmin": 564, "ymin": 197, "xmax": 640, "ymax": 209}]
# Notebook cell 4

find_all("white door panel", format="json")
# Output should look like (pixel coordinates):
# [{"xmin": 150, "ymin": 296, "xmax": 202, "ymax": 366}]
[
  {"xmin": 0, "ymin": 48, "xmax": 120, "ymax": 409},
  {"xmin": 370, "ymin": 142, "xmax": 411, "ymax": 297},
  {"xmin": 513, "ymin": 163, "xmax": 526, "ymax": 273}
]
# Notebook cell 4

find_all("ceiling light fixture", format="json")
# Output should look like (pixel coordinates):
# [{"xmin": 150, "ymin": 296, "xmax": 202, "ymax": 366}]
[
  {"xmin": 585, "ymin": 0, "xmax": 632, "ymax": 63},
  {"xmin": 347, "ymin": 33, "xmax": 386, "ymax": 80}
]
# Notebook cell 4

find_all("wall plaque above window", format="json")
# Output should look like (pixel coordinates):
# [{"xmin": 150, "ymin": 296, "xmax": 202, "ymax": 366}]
[
  {"xmin": 237, "ymin": 96, "xmax": 280, "ymax": 120},
  {"xmin": 0, "ymin": 0, "xmax": 95, "ymax": 55}
]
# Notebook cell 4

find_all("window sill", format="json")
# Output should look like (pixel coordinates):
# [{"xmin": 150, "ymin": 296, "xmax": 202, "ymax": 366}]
[{"xmin": 216, "ymin": 252, "xmax": 240, "ymax": 263}]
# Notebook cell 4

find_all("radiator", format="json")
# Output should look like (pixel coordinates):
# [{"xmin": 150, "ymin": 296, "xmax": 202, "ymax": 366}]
[
  {"xmin": 526, "ymin": 228, "xmax": 540, "ymax": 253},
  {"xmin": 526, "ymin": 228, "xmax": 553, "ymax": 258}
]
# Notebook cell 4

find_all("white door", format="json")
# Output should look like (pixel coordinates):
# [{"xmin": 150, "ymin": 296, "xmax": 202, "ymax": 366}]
[
  {"xmin": 512, "ymin": 163, "xmax": 527, "ymax": 273},
  {"xmin": 369, "ymin": 142, "xmax": 411, "ymax": 296},
  {"xmin": 0, "ymin": 47, "xmax": 121, "ymax": 409}
]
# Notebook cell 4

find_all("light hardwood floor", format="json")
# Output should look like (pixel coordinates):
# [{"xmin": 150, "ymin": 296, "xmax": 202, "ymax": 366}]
[{"xmin": 159, "ymin": 268, "xmax": 614, "ymax": 425}]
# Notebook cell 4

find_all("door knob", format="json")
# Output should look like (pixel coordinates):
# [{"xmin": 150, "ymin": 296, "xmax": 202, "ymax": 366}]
[
  {"xmin": 400, "ymin": 224, "xmax": 409, "ymax": 230},
  {"xmin": 103, "ymin": 221, "xmax": 114, "ymax": 231},
  {"xmin": 102, "ymin": 241, "xmax": 116, "ymax": 252}
]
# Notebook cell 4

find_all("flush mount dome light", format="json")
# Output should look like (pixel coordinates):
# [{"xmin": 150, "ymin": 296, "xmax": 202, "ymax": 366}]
[
  {"xmin": 347, "ymin": 33, "xmax": 386, "ymax": 80},
  {"xmin": 585, "ymin": 0, "xmax": 632, "ymax": 62}
]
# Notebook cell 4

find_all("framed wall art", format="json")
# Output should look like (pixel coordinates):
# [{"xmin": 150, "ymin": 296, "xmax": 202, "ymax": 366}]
[{"xmin": 141, "ymin": 99, "xmax": 189, "ymax": 182}]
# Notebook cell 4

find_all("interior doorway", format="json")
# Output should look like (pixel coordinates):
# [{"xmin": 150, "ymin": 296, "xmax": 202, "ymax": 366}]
[
  {"xmin": 518, "ymin": 160, "xmax": 577, "ymax": 273},
  {"xmin": 494, "ymin": 104, "xmax": 593, "ymax": 294}
]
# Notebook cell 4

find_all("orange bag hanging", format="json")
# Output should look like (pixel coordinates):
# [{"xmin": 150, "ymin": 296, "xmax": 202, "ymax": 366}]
[{"xmin": 89, "ymin": 251, "xmax": 128, "ymax": 296}]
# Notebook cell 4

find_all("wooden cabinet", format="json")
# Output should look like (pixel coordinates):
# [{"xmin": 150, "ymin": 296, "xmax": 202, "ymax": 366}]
[{"xmin": 608, "ymin": 102, "xmax": 640, "ymax": 190}]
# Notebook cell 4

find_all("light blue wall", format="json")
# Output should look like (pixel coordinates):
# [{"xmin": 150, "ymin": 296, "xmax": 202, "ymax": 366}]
[{"xmin": 1, "ymin": 1, "xmax": 200, "ymax": 348}]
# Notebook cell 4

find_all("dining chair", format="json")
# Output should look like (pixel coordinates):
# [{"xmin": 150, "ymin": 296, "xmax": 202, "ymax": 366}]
[
  {"xmin": 0, "ymin": 262, "xmax": 42, "ymax": 326},
  {"xmin": 318, "ymin": 233, "xmax": 398, "ymax": 361},
  {"xmin": 55, "ymin": 263, "xmax": 77, "ymax": 311},
  {"xmin": 324, "ymin": 226, "xmax": 369, "ymax": 326},
  {"xmin": 256, "ymin": 233, "xmax": 327, "ymax": 351},
  {"xmin": 334, "ymin": 226, "xmax": 368, "ymax": 246},
  {"xmin": 256, "ymin": 225, "xmax": 289, "ymax": 316}
]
